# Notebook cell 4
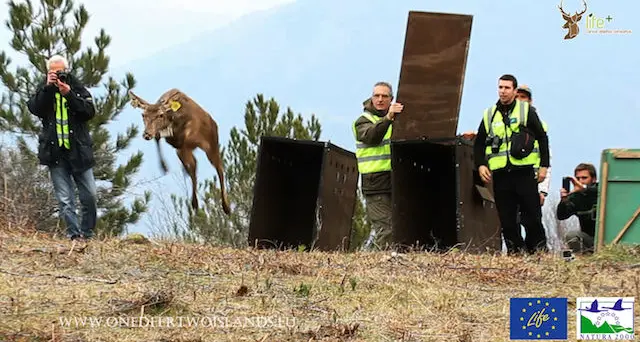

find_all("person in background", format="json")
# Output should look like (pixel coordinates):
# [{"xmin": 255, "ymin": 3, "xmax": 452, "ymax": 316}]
[
  {"xmin": 353, "ymin": 81, "xmax": 402, "ymax": 250},
  {"xmin": 515, "ymin": 85, "xmax": 556, "ymax": 248},
  {"xmin": 556, "ymin": 163, "xmax": 598, "ymax": 254},
  {"xmin": 27, "ymin": 55, "xmax": 98, "ymax": 241},
  {"xmin": 516, "ymin": 85, "xmax": 551, "ymax": 205}
]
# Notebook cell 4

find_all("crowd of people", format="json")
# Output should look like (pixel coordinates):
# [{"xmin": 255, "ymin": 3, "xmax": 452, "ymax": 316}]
[{"xmin": 353, "ymin": 75, "xmax": 597, "ymax": 255}]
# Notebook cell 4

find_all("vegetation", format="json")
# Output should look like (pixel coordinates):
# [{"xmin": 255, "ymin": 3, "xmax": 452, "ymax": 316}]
[
  {"xmin": 0, "ymin": 0, "xmax": 149, "ymax": 237},
  {"xmin": 1, "ymin": 228, "xmax": 638, "ymax": 341}
]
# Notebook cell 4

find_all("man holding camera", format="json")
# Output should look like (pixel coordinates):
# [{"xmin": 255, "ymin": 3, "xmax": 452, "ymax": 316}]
[
  {"xmin": 473, "ymin": 74, "xmax": 550, "ymax": 255},
  {"xmin": 27, "ymin": 55, "xmax": 98, "ymax": 241},
  {"xmin": 556, "ymin": 163, "xmax": 598, "ymax": 254},
  {"xmin": 354, "ymin": 81, "xmax": 402, "ymax": 250}
]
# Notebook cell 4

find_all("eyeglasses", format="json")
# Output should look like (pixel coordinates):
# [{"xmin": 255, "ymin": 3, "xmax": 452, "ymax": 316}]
[{"xmin": 372, "ymin": 94, "xmax": 391, "ymax": 99}]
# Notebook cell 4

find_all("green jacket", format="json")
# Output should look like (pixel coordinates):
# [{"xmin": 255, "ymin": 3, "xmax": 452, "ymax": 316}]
[
  {"xmin": 353, "ymin": 98, "xmax": 393, "ymax": 195},
  {"xmin": 556, "ymin": 183, "xmax": 598, "ymax": 237}
]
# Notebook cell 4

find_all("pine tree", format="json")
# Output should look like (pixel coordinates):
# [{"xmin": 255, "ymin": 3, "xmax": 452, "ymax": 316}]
[
  {"xmin": 349, "ymin": 190, "xmax": 371, "ymax": 251},
  {"xmin": 0, "ymin": 0, "xmax": 149, "ymax": 236}
]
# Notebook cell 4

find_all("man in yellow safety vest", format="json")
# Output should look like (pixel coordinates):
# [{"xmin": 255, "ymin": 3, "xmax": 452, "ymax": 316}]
[
  {"xmin": 353, "ymin": 81, "xmax": 403, "ymax": 249},
  {"xmin": 472, "ymin": 74, "xmax": 551, "ymax": 255}
]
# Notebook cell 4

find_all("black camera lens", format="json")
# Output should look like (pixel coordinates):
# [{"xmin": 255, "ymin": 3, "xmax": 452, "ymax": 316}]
[{"xmin": 56, "ymin": 71, "xmax": 68, "ymax": 82}]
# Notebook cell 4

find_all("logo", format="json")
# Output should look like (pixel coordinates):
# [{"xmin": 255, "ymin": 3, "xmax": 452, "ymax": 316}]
[
  {"xmin": 558, "ymin": 0, "xmax": 588, "ymax": 40},
  {"xmin": 557, "ymin": 0, "xmax": 632, "ymax": 39},
  {"xmin": 576, "ymin": 297, "xmax": 635, "ymax": 340},
  {"xmin": 510, "ymin": 297, "xmax": 568, "ymax": 340}
]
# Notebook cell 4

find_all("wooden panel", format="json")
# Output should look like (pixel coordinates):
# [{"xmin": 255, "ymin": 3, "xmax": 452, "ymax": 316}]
[
  {"xmin": 392, "ymin": 11, "xmax": 473, "ymax": 141},
  {"xmin": 595, "ymin": 149, "xmax": 640, "ymax": 250},
  {"xmin": 315, "ymin": 143, "xmax": 358, "ymax": 251}
]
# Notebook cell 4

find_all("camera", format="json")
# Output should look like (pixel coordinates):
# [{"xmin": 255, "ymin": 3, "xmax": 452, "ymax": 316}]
[
  {"xmin": 562, "ymin": 177, "xmax": 571, "ymax": 191},
  {"xmin": 56, "ymin": 70, "xmax": 69, "ymax": 83},
  {"xmin": 485, "ymin": 135, "xmax": 502, "ymax": 154}
]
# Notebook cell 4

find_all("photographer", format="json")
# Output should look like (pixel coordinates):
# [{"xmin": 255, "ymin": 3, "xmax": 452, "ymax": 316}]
[
  {"xmin": 556, "ymin": 163, "xmax": 598, "ymax": 254},
  {"xmin": 27, "ymin": 55, "xmax": 98, "ymax": 241}
]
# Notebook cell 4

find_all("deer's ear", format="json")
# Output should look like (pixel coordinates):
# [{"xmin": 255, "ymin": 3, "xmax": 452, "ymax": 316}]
[
  {"xmin": 161, "ymin": 93, "xmax": 183, "ymax": 113},
  {"xmin": 129, "ymin": 90, "xmax": 149, "ymax": 110}
]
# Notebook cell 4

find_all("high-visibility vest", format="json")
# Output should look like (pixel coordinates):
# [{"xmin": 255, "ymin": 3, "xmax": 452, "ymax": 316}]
[
  {"xmin": 532, "ymin": 120, "xmax": 548, "ymax": 170},
  {"xmin": 353, "ymin": 112, "xmax": 392, "ymax": 174},
  {"xmin": 482, "ymin": 100, "xmax": 538, "ymax": 171},
  {"xmin": 55, "ymin": 92, "xmax": 70, "ymax": 149}
]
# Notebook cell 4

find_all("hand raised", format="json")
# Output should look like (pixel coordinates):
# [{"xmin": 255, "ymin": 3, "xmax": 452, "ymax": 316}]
[
  {"xmin": 46, "ymin": 71, "xmax": 58, "ymax": 85},
  {"xmin": 389, "ymin": 102, "xmax": 403, "ymax": 114},
  {"xmin": 56, "ymin": 79, "xmax": 71, "ymax": 95}
]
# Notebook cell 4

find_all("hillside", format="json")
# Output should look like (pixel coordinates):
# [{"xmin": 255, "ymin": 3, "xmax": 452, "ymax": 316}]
[{"xmin": 1, "ymin": 228, "xmax": 639, "ymax": 341}]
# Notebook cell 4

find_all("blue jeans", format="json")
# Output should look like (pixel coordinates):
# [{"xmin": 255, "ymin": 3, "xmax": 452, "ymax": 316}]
[{"xmin": 49, "ymin": 160, "xmax": 98, "ymax": 239}]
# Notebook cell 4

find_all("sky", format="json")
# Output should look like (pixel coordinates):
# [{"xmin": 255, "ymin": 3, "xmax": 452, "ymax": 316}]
[
  {"xmin": 0, "ymin": 0, "xmax": 638, "ymax": 238},
  {"xmin": 0, "ymin": 0, "xmax": 296, "ymax": 66}
]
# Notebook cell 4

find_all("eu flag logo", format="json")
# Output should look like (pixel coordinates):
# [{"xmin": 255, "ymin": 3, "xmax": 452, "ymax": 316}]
[{"xmin": 510, "ymin": 297, "xmax": 568, "ymax": 340}]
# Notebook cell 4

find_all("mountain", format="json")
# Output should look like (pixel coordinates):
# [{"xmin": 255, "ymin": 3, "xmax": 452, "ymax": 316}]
[{"xmin": 104, "ymin": 0, "xmax": 640, "ymax": 236}]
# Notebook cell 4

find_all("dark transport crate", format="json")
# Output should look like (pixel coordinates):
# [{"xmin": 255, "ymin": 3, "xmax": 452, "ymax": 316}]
[
  {"xmin": 390, "ymin": 137, "xmax": 502, "ymax": 253},
  {"xmin": 248, "ymin": 136, "xmax": 358, "ymax": 251}
]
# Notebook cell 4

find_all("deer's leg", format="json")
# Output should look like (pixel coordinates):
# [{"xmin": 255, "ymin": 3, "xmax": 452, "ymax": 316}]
[
  {"xmin": 155, "ymin": 137, "xmax": 168, "ymax": 174},
  {"xmin": 203, "ymin": 137, "xmax": 231, "ymax": 215},
  {"xmin": 177, "ymin": 147, "xmax": 199, "ymax": 210}
]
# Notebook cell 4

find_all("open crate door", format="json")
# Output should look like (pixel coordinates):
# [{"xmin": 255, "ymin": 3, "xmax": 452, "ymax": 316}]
[
  {"xmin": 392, "ymin": 11, "xmax": 473, "ymax": 141},
  {"xmin": 595, "ymin": 149, "xmax": 640, "ymax": 250},
  {"xmin": 247, "ymin": 136, "xmax": 358, "ymax": 251}
]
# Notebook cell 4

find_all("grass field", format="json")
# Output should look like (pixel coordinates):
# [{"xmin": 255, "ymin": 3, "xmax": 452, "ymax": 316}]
[{"xmin": 1, "ymin": 229, "xmax": 638, "ymax": 342}]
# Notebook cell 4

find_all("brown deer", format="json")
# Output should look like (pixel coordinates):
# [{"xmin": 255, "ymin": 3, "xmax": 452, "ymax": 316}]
[
  {"xmin": 558, "ymin": 0, "xmax": 588, "ymax": 40},
  {"xmin": 128, "ymin": 88, "xmax": 231, "ymax": 215}
]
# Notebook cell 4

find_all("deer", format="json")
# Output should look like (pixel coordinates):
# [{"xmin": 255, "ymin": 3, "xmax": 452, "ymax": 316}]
[
  {"xmin": 558, "ymin": 0, "xmax": 588, "ymax": 40},
  {"xmin": 128, "ymin": 88, "xmax": 231, "ymax": 216}
]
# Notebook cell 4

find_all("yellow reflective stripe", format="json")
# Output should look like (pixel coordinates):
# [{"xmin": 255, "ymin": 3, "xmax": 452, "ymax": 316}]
[
  {"xmin": 55, "ymin": 93, "xmax": 70, "ymax": 149},
  {"xmin": 356, "ymin": 139, "xmax": 390, "ymax": 149}
]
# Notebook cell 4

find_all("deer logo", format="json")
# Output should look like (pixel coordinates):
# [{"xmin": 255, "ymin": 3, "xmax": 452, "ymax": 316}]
[{"xmin": 558, "ymin": 0, "xmax": 588, "ymax": 40}]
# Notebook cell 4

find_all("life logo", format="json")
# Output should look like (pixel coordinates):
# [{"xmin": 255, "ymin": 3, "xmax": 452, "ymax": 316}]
[
  {"xmin": 576, "ymin": 297, "xmax": 635, "ymax": 340},
  {"xmin": 557, "ymin": 0, "xmax": 633, "ymax": 40}
]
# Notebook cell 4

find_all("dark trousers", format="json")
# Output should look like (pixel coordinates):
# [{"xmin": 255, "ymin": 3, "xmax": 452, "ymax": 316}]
[{"xmin": 492, "ymin": 167, "xmax": 547, "ymax": 254}]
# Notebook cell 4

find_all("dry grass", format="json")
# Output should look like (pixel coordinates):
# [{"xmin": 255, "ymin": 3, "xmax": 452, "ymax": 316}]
[{"xmin": 0, "ymin": 229, "xmax": 639, "ymax": 342}]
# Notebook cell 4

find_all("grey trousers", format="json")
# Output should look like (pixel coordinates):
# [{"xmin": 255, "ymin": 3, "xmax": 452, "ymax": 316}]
[
  {"xmin": 364, "ymin": 193, "xmax": 392, "ymax": 249},
  {"xmin": 564, "ymin": 230, "xmax": 594, "ymax": 254}
]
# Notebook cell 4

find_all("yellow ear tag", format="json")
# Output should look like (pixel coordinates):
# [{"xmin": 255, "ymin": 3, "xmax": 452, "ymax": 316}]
[{"xmin": 169, "ymin": 100, "xmax": 181, "ymax": 112}]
